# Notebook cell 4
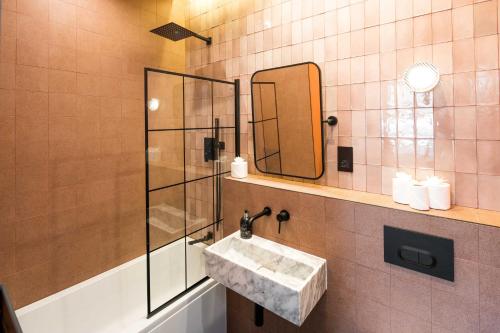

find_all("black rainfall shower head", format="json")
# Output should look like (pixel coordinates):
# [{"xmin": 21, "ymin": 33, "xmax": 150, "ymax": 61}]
[{"xmin": 150, "ymin": 22, "xmax": 212, "ymax": 45}]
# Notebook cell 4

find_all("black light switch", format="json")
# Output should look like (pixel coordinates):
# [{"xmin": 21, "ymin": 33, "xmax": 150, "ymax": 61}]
[{"xmin": 338, "ymin": 146, "xmax": 353, "ymax": 172}]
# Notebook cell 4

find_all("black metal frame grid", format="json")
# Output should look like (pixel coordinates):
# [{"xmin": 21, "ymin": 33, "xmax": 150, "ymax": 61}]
[
  {"xmin": 249, "ymin": 62, "xmax": 325, "ymax": 180},
  {"xmin": 251, "ymin": 82, "xmax": 282, "ymax": 174},
  {"xmin": 144, "ymin": 67, "xmax": 239, "ymax": 318}
]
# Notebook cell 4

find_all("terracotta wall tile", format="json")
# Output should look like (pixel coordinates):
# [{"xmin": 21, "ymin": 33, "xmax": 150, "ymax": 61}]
[
  {"xmin": 416, "ymin": 139, "xmax": 435, "ymax": 168},
  {"xmin": 455, "ymin": 139, "xmax": 477, "ymax": 173},
  {"xmin": 433, "ymin": 258, "xmax": 479, "ymax": 302},
  {"xmin": 0, "ymin": 0, "xmax": 185, "ymax": 308},
  {"xmin": 325, "ymin": 198, "xmax": 355, "ymax": 231},
  {"xmin": 396, "ymin": 18, "xmax": 413, "ymax": 50},
  {"xmin": 391, "ymin": 274, "xmax": 432, "ymax": 321},
  {"xmin": 16, "ymin": 65, "xmax": 48, "ymax": 92},
  {"xmin": 0, "ymin": 36, "xmax": 16, "ymax": 64},
  {"xmin": 414, "ymin": 14, "xmax": 432, "ymax": 47},
  {"xmin": 1, "ymin": 10, "xmax": 17, "ymax": 40},
  {"xmin": 455, "ymin": 172, "xmax": 478, "ymax": 207},
  {"xmin": 356, "ymin": 264, "xmax": 390, "ymax": 305},
  {"xmin": 366, "ymin": 165, "xmax": 382, "ymax": 193},
  {"xmin": 382, "ymin": 138, "xmax": 397, "ymax": 166},
  {"xmin": 15, "ymin": 90, "xmax": 49, "ymax": 119},
  {"xmin": 476, "ymin": 106, "xmax": 500, "ymax": 140},
  {"xmin": 379, "ymin": 0, "xmax": 396, "ymax": 25},
  {"xmin": 452, "ymin": 5, "xmax": 474, "ymax": 40},
  {"xmin": 0, "ymin": 64, "xmax": 15, "ymax": 90},
  {"xmin": 433, "ymin": 10, "xmax": 453, "ymax": 43},
  {"xmin": 49, "ymin": 25, "xmax": 76, "ymax": 52},
  {"xmin": 355, "ymin": 296, "xmax": 390, "ymax": 331},
  {"xmin": 433, "ymin": 74, "xmax": 454, "ymax": 107},
  {"xmin": 475, "ymin": 70, "xmax": 499, "ymax": 105},
  {"xmin": 452, "ymin": 0, "xmax": 473, "ymax": 8},
  {"xmin": 396, "ymin": 0, "xmax": 413, "ymax": 21},
  {"xmin": 477, "ymin": 140, "xmax": 500, "ymax": 174},
  {"xmin": 0, "ymin": 90, "xmax": 15, "ymax": 117},
  {"xmin": 433, "ymin": 0, "xmax": 452, "ymax": 12},
  {"xmin": 475, "ymin": 35, "xmax": 499, "ymax": 71},
  {"xmin": 49, "ymin": 45, "xmax": 76, "ymax": 71},
  {"xmin": 453, "ymin": 38, "xmax": 475, "ymax": 73},
  {"xmin": 17, "ymin": 15, "xmax": 49, "ymax": 44},
  {"xmin": 416, "ymin": 107, "xmax": 434, "ymax": 138},
  {"xmin": 435, "ymin": 139, "xmax": 455, "ymax": 171},
  {"xmin": 479, "ymin": 264, "xmax": 500, "ymax": 332},
  {"xmin": 379, "ymin": 22, "xmax": 396, "ymax": 52},
  {"xmin": 453, "ymin": 72, "xmax": 476, "ymax": 106},
  {"xmin": 431, "ymin": 289, "xmax": 480, "ymax": 333},
  {"xmin": 364, "ymin": 54, "xmax": 380, "ymax": 83},
  {"xmin": 397, "ymin": 138, "xmax": 416, "ymax": 168},
  {"xmin": 17, "ymin": 38, "xmax": 48, "ymax": 68},
  {"xmin": 391, "ymin": 308, "xmax": 432, "ymax": 332},
  {"xmin": 17, "ymin": 0, "xmax": 49, "ymax": 19},
  {"xmin": 429, "ymin": 216, "xmax": 479, "ymax": 261},
  {"xmin": 433, "ymin": 42, "xmax": 453, "ymax": 75},
  {"xmin": 454, "ymin": 106, "xmax": 476, "ymax": 139},
  {"xmin": 473, "ymin": 0, "xmax": 498, "ymax": 37},
  {"xmin": 397, "ymin": 48, "xmax": 414, "ymax": 76},
  {"xmin": 356, "ymin": 233, "xmax": 391, "ymax": 272},
  {"xmin": 478, "ymin": 175, "xmax": 500, "ymax": 210},
  {"xmin": 479, "ymin": 225, "xmax": 500, "ymax": 268}
]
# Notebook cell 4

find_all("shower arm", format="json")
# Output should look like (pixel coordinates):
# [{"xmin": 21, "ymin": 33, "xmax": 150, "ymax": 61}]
[{"xmin": 192, "ymin": 33, "xmax": 212, "ymax": 45}]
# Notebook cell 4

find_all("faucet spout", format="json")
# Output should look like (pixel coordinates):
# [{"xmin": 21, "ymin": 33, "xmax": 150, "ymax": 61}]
[{"xmin": 240, "ymin": 207, "xmax": 271, "ymax": 239}]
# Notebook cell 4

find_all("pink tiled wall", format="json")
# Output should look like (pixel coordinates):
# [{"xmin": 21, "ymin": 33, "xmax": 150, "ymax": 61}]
[
  {"xmin": 223, "ymin": 178, "xmax": 500, "ymax": 332},
  {"xmin": 0, "ymin": 0, "xmax": 185, "ymax": 308},
  {"xmin": 185, "ymin": 0, "xmax": 500, "ymax": 211}
]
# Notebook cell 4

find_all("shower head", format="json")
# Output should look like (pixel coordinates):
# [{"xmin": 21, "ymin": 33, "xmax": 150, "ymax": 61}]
[{"xmin": 150, "ymin": 22, "xmax": 212, "ymax": 45}]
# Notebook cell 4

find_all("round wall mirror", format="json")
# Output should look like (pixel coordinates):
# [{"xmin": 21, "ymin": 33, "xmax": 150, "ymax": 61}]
[{"xmin": 403, "ymin": 62, "xmax": 440, "ymax": 93}]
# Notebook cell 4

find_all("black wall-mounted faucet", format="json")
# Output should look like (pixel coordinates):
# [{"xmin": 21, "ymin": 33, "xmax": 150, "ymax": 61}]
[
  {"xmin": 276, "ymin": 210, "xmax": 290, "ymax": 233},
  {"xmin": 240, "ymin": 207, "xmax": 272, "ymax": 239}
]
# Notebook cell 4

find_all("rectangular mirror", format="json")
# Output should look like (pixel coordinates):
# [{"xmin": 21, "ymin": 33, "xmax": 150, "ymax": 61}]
[{"xmin": 251, "ymin": 62, "xmax": 324, "ymax": 179}]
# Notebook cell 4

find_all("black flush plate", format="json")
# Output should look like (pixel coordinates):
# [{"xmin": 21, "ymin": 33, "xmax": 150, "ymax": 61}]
[
  {"xmin": 384, "ymin": 226, "xmax": 454, "ymax": 281},
  {"xmin": 338, "ymin": 146, "xmax": 353, "ymax": 172}
]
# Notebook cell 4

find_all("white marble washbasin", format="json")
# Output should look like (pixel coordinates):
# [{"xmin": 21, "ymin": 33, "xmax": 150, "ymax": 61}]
[{"xmin": 203, "ymin": 231, "xmax": 327, "ymax": 326}]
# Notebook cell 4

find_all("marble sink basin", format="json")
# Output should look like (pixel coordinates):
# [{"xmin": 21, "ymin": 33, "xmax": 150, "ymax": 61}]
[{"xmin": 203, "ymin": 231, "xmax": 327, "ymax": 326}]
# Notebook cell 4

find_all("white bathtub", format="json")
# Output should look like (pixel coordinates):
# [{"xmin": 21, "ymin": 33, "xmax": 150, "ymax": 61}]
[{"xmin": 15, "ymin": 239, "xmax": 226, "ymax": 333}]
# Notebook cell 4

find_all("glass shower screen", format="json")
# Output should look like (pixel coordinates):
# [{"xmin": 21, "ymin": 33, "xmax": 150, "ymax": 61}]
[{"xmin": 144, "ymin": 68, "xmax": 238, "ymax": 316}]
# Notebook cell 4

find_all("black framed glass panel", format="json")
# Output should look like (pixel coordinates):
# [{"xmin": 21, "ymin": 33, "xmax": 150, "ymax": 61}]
[{"xmin": 145, "ymin": 68, "xmax": 238, "ymax": 317}]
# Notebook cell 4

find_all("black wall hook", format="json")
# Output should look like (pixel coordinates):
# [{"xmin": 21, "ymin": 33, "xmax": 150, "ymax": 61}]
[{"xmin": 323, "ymin": 116, "xmax": 338, "ymax": 126}]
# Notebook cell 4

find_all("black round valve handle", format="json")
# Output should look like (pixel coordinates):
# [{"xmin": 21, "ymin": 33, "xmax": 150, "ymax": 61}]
[
  {"xmin": 276, "ymin": 210, "xmax": 290, "ymax": 233},
  {"xmin": 277, "ymin": 210, "xmax": 290, "ymax": 222}
]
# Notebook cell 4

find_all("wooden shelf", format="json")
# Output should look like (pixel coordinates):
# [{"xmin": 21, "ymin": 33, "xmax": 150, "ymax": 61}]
[{"xmin": 226, "ymin": 175, "xmax": 500, "ymax": 229}]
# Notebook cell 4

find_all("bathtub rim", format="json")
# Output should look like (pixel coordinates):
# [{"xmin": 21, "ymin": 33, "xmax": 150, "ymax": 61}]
[{"xmin": 16, "ymin": 247, "xmax": 219, "ymax": 333}]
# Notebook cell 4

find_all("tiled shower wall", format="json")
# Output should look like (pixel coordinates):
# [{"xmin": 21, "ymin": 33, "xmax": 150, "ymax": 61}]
[
  {"xmin": 185, "ymin": 0, "xmax": 500, "ymax": 211},
  {"xmin": 0, "ymin": 0, "xmax": 185, "ymax": 307}
]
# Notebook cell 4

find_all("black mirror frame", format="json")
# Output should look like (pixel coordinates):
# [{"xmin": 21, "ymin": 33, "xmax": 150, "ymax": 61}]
[{"xmin": 250, "ymin": 62, "xmax": 325, "ymax": 180}]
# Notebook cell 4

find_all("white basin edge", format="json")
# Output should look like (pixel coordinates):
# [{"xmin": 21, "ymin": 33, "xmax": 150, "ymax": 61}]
[{"xmin": 204, "ymin": 231, "xmax": 326, "ymax": 291}]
